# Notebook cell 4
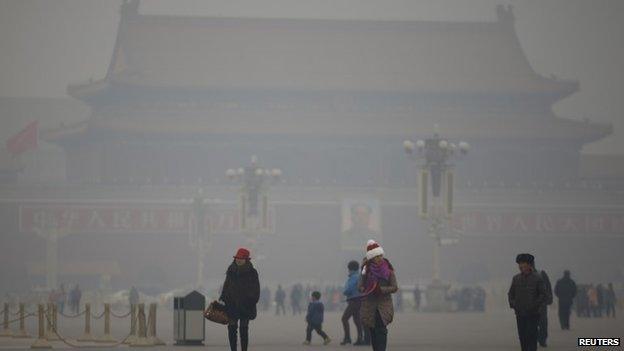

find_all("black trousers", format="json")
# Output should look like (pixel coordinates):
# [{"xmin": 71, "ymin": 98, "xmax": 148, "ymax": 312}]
[
  {"xmin": 362, "ymin": 324, "xmax": 371, "ymax": 344},
  {"xmin": 369, "ymin": 310, "xmax": 388, "ymax": 351},
  {"xmin": 306, "ymin": 323, "xmax": 328, "ymax": 342},
  {"xmin": 228, "ymin": 318, "xmax": 249, "ymax": 351},
  {"xmin": 558, "ymin": 301, "xmax": 572, "ymax": 329},
  {"xmin": 341, "ymin": 299, "xmax": 362, "ymax": 342},
  {"xmin": 516, "ymin": 314, "xmax": 539, "ymax": 351},
  {"xmin": 537, "ymin": 310, "xmax": 548, "ymax": 345}
]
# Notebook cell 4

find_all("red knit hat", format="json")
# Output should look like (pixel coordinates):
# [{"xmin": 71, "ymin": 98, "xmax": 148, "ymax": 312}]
[
  {"xmin": 366, "ymin": 239, "xmax": 384, "ymax": 260},
  {"xmin": 234, "ymin": 248, "xmax": 251, "ymax": 260}
]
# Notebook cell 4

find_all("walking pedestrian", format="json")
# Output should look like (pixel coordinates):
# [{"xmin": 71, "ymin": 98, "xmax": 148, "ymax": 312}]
[
  {"xmin": 70, "ymin": 284, "xmax": 82, "ymax": 313},
  {"xmin": 260, "ymin": 286, "xmax": 271, "ymax": 312},
  {"xmin": 554, "ymin": 270, "xmax": 577, "ymax": 330},
  {"xmin": 587, "ymin": 285, "xmax": 599, "ymax": 317},
  {"xmin": 291, "ymin": 284, "xmax": 303, "ymax": 315},
  {"xmin": 358, "ymin": 240, "xmax": 398, "ymax": 351},
  {"xmin": 129, "ymin": 286, "xmax": 139, "ymax": 307},
  {"xmin": 604, "ymin": 283, "xmax": 617, "ymax": 318},
  {"xmin": 341, "ymin": 260, "xmax": 363, "ymax": 345},
  {"xmin": 57, "ymin": 284, "xmax": 67, "ymax": 314},
  {"xmin": 275, "ymin": 285, "xmax": 286, "ymax": 316},
  {"xmin": 508, "ymin": 253, "xmax": 547, "ymax": 351},
  {"xmin": 302, "ymin": 291, "xmax": 331, "ymax": 345},
  {"xmin": 575, "ymin": 285, "xmax": 589, "ymax": 317},
  {"xmin": 596, "ymin": 284, "xmax": 605, "ymax": 317},
  {"xmin": 219, "ymin": 248, "xmax": 260, "ymax": 351},
  {"xmin": 413, "ymin": 285, "xmax": 421, "ymax": 311}
]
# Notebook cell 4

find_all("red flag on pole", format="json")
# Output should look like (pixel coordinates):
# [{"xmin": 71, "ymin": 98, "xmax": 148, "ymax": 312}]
[{"xmin": 6, "ymin": 120, "xmax": 39, "ymax": 156}]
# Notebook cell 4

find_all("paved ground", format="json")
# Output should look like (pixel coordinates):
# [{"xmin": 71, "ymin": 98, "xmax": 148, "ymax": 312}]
[{"xmin": 0, "ymin": 308, "xmax": 622, "ymax": 350}]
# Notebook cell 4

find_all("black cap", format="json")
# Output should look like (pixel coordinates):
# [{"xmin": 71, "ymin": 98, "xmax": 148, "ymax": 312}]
[
  {"xmin": 515, "ymin": 253, "xmax": 535, "ymax": 264},
  {"xmin": 348, "ymin": 260, "xmax": 359, "ymax": 271}
]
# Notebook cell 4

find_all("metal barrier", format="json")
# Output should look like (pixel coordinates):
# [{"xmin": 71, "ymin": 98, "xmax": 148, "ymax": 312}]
[
  {"xmin": 0, "ymin": 303, "xmax": 12, "ymax": 337},
  {"xmin": 0, "ymin": 300, "xmax": 154, "ymax": 348},
  {"xmin": 30, "ymin": 304, "xmax": 51, "ymax": 349}
]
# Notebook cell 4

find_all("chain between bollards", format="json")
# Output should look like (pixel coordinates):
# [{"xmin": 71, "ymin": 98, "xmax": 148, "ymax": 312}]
[
  {"xmin": 94, "ymin": 303, "xmax": 115, "ymax": 343},
  {"xmin": 45, "ymin": 304, "xmax": 59, "ymax": 341},
  {"xmin": 77, "ymin": 303, "xmax": 93, "ymax": 342},
  {"xmin": 123, "ymin": 304, "xmax": 137, "ymax": 345},
  {"xmin": 36, "ymin": 303, "xmax": 134, "ymax": 349},
  {"xmin": 30, "ymin": 304, "xmax": 51, "ymax": 349},
  {"xmin": 0, "ymin": 302, "xmax": 12, "ymax": 337},
  {"xmin": 130, "ymin": 303, "xmax": 150, "ymax": 347},
  {"xmin": 14, "ymin": 303, "xmax": 31, "ymax": 338}
]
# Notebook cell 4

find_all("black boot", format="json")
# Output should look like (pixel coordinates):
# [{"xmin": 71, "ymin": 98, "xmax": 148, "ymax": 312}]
[
  {"xmin": 340, "ymin": 337, "xmax": 352, "ymax": 345},
  {"xmin": 228, "ymin": 325, "xmax": 238, "ymax": 351},
  {"xmin": 240, "ymin": 326, "xmax": 249, "ymax": 351}
]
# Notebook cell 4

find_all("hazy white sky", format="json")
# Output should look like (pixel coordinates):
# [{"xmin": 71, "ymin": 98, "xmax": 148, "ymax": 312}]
[{"xmin": 0, "ymin": 0, "xmax": 622, "ymax": 154}]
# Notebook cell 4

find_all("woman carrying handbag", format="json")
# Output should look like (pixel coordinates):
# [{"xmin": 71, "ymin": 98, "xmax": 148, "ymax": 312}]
[{"xmin": 219, "ymin": 248, "xmax": 260, "ymax": 351}]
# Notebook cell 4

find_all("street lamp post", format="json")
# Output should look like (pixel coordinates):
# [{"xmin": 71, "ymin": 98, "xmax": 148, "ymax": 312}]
[
  {"xmin": 404, "ymin": 131, "xmax": 469, "ymax": 311},
  {"xmin": 226, "ymin": 156, "xmax": 281, "ymax": 255}
]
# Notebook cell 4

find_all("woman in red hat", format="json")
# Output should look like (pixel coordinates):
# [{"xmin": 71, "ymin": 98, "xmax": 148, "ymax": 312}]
[{"xmin": 219, "ymin": 248, "xmax": 260, "ymax": 351}]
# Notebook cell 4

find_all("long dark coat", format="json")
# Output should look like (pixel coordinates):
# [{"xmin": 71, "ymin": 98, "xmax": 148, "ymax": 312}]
[
  {"xmin": 219, "ymin": 261, "xmax": 260, "ymax": 320},
  {"xmin": 357, "ymin": 259, "xmax": 398, "ymax": 328}
]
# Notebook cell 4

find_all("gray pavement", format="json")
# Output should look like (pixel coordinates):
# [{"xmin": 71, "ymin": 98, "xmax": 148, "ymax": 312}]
[{"xmin": 0, "ymin": 309, "xmax": 622, "ymax": 350}]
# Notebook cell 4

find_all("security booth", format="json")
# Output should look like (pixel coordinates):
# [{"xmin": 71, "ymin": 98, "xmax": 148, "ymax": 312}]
[{"xmin": 174, "ymin": 290, "xmax": 206, "ymax": 345}]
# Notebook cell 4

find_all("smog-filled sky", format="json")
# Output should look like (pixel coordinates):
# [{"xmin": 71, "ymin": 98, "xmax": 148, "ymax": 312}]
[
  {"xmin": 0, "ymin": 0, "xmax": 623, "ymax": 154},
  {"xmin": 1, "ymin": 3, "xmax": 624, "ymax": 343}
]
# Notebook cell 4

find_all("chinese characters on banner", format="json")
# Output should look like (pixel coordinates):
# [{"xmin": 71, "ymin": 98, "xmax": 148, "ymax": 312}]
[
  {"xmin": 451, "ymin": 211, "xmax": 624, "ymax": 236},
  {"xmin": 19, "ymin": 204, "xmax": 275, "ymax": 235}
]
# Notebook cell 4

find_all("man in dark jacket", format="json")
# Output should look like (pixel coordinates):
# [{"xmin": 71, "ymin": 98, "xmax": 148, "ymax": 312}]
[
  {"xmin": 532, "ymin": 262, "xmax": 553, "ymax": 347},
  {"xmin": 219, "ymin": 248, "xmax": 260, "ymax": 351},
  {"xmin": 508, "ymin": 253, "xmax": 547, "ymax": 351},
  {"xmin": 290, "ymin": 284, "xmax": 303, "ymax": 315},
  {"xmin": 275, "ymin": 285, "xmax": 286, "ymax": 316},
  {"xmin": 554, "ymin": 270, "xmax": 577, "ymax": 330}
]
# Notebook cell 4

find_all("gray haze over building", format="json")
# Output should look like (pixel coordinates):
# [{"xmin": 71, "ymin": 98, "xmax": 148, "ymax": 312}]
[
  {"xmin": 1, "ymin": 0, "xmax": 623, "ymax": 153},
  {"xmin": 0, "ymin": 4, "xmax": 623, "ymax": 349}
]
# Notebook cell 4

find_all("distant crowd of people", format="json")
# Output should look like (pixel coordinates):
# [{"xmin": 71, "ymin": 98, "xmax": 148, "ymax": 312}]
[
  {"xmin": 575, "ymin": 283, "xmax": 618, "ymax": 318},
  {"xmin": 447, "ymin": 286, "xmax": 486, "ymax": 312},
  {"xmin": 43, "ymin": 284, "xmax": 142, "ymax": 315},
  {"xmin": 260, "ymin": 283, "xmax": 380, "ymax": 315},
  {"xmin": 259, "ymin": 283, "xmax": 486, "ymax": 315},
  {"xmin": 47, "ymin": 284, "xmax": 82, "ymax": 314}
]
